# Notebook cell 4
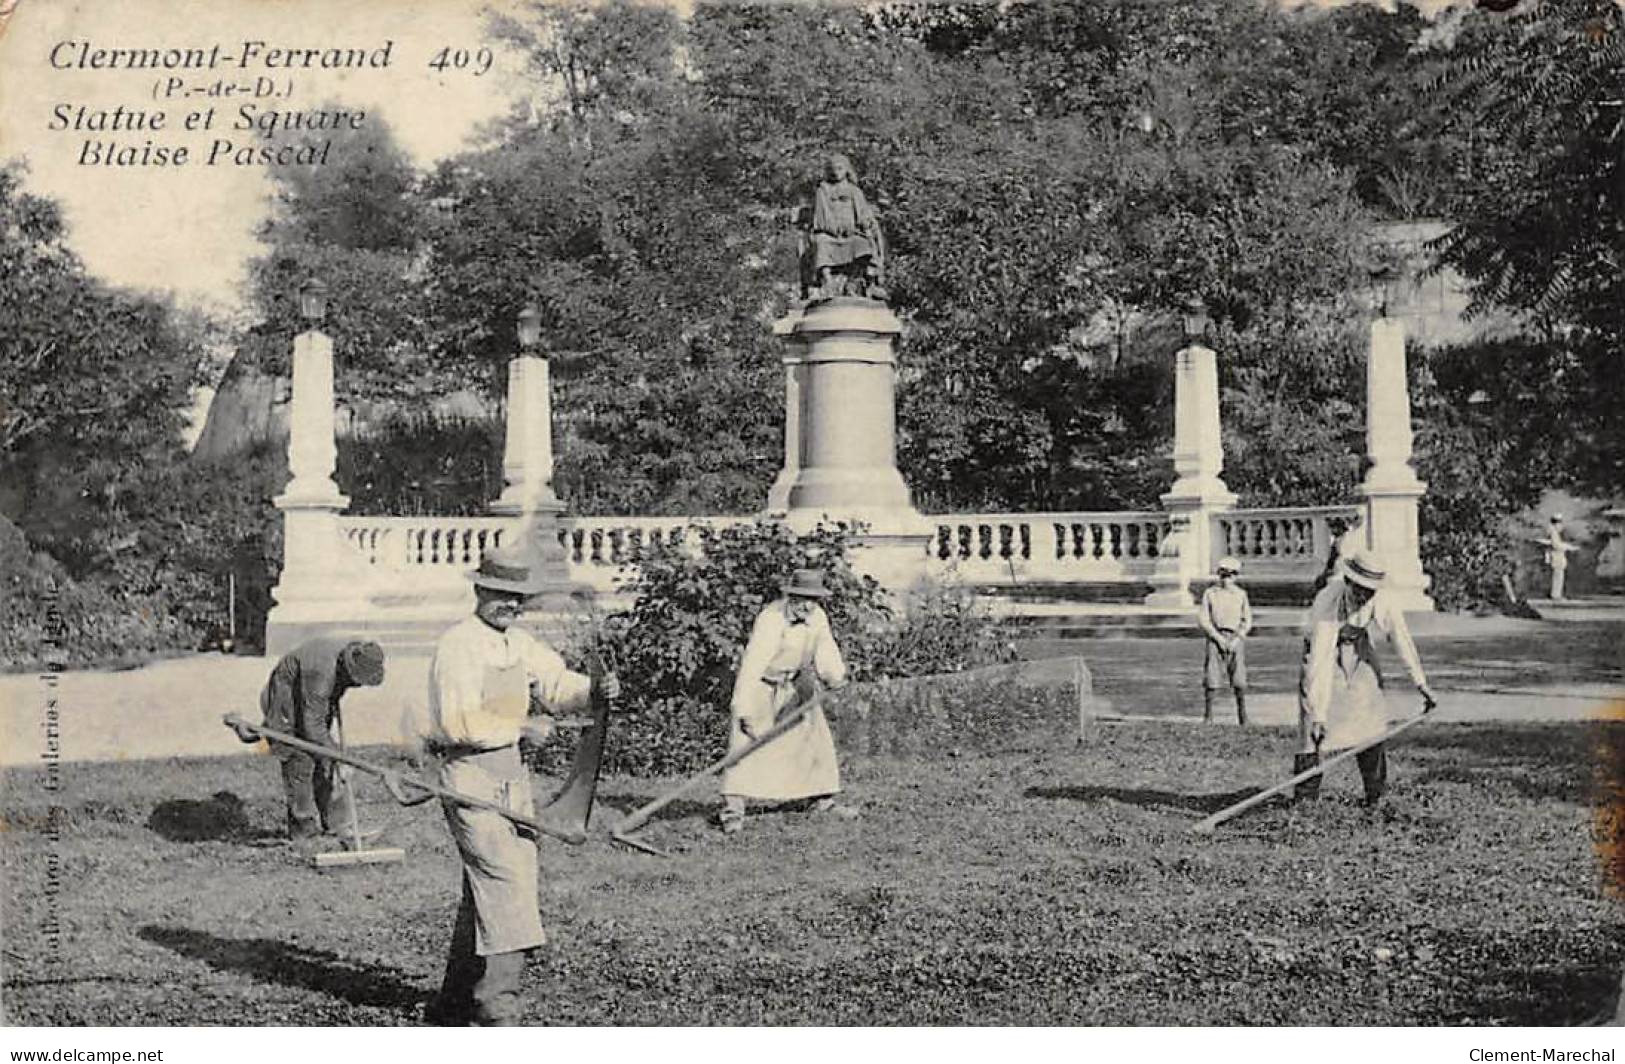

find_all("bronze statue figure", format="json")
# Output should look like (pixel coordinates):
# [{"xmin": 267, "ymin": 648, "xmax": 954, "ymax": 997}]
[{"xmin": 797, "ymin": 153, "xmax": 887, "ymax": 303}]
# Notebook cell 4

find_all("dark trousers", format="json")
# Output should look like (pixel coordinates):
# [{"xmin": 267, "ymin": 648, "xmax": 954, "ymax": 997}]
[
  {"xmin": 277, "ymin": 748, "xmax": 354, "ymax": 838},
  {"xmin": 1293, "ymin": 744, "xmax": 1388, "ymax": 804},
  {"xmin": 430, "ymin": 875, "xmax": 527, "ymax": 1026}
]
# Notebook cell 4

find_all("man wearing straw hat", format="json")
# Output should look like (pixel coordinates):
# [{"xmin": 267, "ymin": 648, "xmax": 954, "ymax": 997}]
[
  {"xmin": 1294, "ymin": 548, "xmax": 1437, "ymax": 805},
  {"xmin": 719, "ymin": 567, "xmax": 853, "ymax": 835},
  {"xmin": 416, "ymin": 544, "xmax": 618, "ymax": 1026}
]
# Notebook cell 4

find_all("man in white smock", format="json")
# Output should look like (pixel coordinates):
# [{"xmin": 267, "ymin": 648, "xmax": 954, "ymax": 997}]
[
  {"xmin": 418, "ymin": 546, "xmax": 617, "ymax": 1026},
  {"xmin": 1294, "ymin": 548, "xmax": 1437, "ymax": 805},
  {"xmin": 719, "ymin": 568, "xmax": 852, "ymax": 834},
  {"xmin": 1542, "ymin": 514, "xmax": 1581, "ymax": 600}
]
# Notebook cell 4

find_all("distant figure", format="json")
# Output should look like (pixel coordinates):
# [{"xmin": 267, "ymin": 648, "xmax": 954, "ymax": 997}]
[
  {"xmin": 720, "ymin": 568, "xmax": 853, "ymax": 834},
  {"xmin": 1294, "ymin": 549, "xmax": 1436, "ymax": 807},
  {"xmin": 231, "ymin": 638, "xmax": 386, "ymax": 842},
  {"xmin": 802, "ymin": 153, "xmax": 886, "ymax": 302},
  {"xmin": 1541, "ymin": 514, "xmax": 1581, "ymax": 600},
  {"xmin": 1198, "ymin": 556, "xmax": 1252, "ymax": 725}
]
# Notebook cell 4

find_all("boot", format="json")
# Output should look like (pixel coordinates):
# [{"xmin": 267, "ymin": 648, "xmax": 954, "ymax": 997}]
[
  {"xmin": 1292, "ymin": 753, "xmax": 1322, "ymax": 801},
  {"xmin": 471, "ymin": 950, "xmax": 526, "ymax": 1026},
  {"xmin": 1235, "ymin": 692, "xmax": 1249, "ymax": 727},
  {"xmin": 1357, "ymin": 744, "xmax": 1388, "ymax": 806},
  {"xmin": 1203, "ymin": 689, "xmax": 1216, "ymax": 723}
]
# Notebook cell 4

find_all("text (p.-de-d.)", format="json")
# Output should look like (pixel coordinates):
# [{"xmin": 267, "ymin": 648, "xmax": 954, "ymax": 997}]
[{"xmin": 50, "ymin": 102, "xmax": 366, "ymax": 168}]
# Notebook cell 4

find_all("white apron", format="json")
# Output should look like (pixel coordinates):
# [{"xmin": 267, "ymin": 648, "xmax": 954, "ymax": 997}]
[
  {"xmin": 720, "ymin": 604, "xmax": 843, "ymax": 802},
  {"xmin": 438, "ymin": 661, "xmax": 544, "ymax": 956}
]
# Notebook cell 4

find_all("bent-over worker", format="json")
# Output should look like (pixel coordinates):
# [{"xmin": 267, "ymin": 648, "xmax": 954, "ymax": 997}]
[
  {"xmin": 231, "ymin": 637, "xmax": 386, "ymax": 842},
  {"xmin": 1294, "ymin": 549, "xmax": 1437, "ymax": 806},
  {"xmin": 719, "ymin": 568, "xmax": 852, "ymax": 834}
]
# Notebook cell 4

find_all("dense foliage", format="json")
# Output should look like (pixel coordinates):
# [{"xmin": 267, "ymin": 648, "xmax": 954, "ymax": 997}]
[{"xmin": 3, "ymin": 1, "xmax": 1622, "ymax": 668}]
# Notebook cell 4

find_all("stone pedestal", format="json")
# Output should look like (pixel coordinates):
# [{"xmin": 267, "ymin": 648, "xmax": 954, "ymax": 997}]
[
  {"xmin": 771, "ymin": 298, "xmax": 931, "ymax": 591},
  {"xmin": 266, "ymin": 329, "xmax": 360, "ymax": 656},
  {"xmin": 764, "ymin": 355, "xmax": 805, "ymax": 514},
  {"xmin": 1360, "ymin": 318, "xmax": 1434, "ymax": 611},
  {"xmin": 1146, "ymin": 342, "xmax": 1235, "ymax": 607},
  {"xmin": 1597, "ymin": 508, "xmax": 1625, "ymax": 586}
]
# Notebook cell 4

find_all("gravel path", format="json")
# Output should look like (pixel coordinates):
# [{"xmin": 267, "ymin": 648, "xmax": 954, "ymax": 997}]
[{"xmin": 2, "ymin": 602, "xmax": 1620, "ymax": 767}]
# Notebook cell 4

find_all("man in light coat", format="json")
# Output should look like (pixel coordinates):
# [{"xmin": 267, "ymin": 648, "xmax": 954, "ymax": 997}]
[
  {"xmin": 1542, "ymin": 514, "xmax": 1582, "ymax": 600},
  {"xmin": 414, "ymin": 545, "xmax": 618, "ymax": 1026},
  {"xmin": 1295, "ymin": 548, "xmax": 1437, "ymax": 806},
  {"xmin": 719, "ymin": 568, "xmax": 852, "ymax": 835}
]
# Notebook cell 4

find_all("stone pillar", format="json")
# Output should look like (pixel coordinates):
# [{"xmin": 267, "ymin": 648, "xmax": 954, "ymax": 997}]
[
  {"xmin": 492, "ymin": 355, "xmax": 564, "ymax": 518},
  {"xmin": 764, "ymin": 355, "xmax": 804, "ymax": 514},
  {"xmin": 1360, "ymin": 318, "xmax": 1434, "ymax": 611},
  {"xmin": 1597, "ymin": 508, "xmax": 1625, "ymax": 589},
  {"xmin": 771, "ymin": 297, "xmax": 930, "ymax": 591},
  {"xmin": 265, "ymin": 328, "xmax": 357, "ymax": 657},
  {"xmin": 490, "ymin": 355, "xmax": 575, "ymax": 621},
  {"xmin": 1147, "ymin": 341, "xmax": 1236, "ymax": 607}
]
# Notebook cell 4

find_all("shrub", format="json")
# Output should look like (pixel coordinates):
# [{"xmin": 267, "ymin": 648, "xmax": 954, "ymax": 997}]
[
  {"xmin": 581, "ymin": 520, "xmax": 1016, "ymax": 776},
  {"xmin": 0, "ymin": 516, "xmax": 192, "ymax": 672},
  {"xmin": 337, "ymin": 411, "xmax": 503, "ymax": 517}
]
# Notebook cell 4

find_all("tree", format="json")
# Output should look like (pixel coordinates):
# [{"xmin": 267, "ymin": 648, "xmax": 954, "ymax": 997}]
[
  {"xmin": 0, "ymin": 163, "xmax": 196, "ymax": 568},
  {"xmin": 1424, "ymin": 0, "xmax": 1625, "ymax": 495}
]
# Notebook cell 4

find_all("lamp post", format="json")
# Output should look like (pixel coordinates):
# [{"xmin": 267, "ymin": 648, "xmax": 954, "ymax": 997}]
[
  {"xmin": 265, "ymin": 276, "xmax": 352, "ymax": 655},
  {"xmin": 1148, "ymin": 295, "xmax": 1234, "ymax": 608},
  {"xmin": 1359, "ymin": 256, "xmax": 1434, "ymax": 610},
  {"xmin": 493, "ymin": 304, "xmax": 564, "ymax": 518}
]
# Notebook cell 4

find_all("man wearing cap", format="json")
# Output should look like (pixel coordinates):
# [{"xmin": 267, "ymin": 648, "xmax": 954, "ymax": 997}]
[
  {"xmin": 230, "ymin": 637, "xmax": 386, "ymax": 843},
  {"xmin": 719, "ymin": 568, "xmax": 852, "ymax": 835},
  {"xmin": 1198, "ymin": 557, "xmax": 1252, "ymax": 725},
  {"xmin": 1541, "ymin": 514, "xmax": 1581, "ymax": 601},
  {"xmin": 416, "ymin": 545, "xmax": 618, "ymax": 1026},
  {"xmin": 1294, "ymin": 548, "xmax": 1437, "ymax": 805}
]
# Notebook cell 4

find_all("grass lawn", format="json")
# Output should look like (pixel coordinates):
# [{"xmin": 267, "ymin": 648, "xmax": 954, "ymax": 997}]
[{"xmin": 3, "ymin": 707, "xmax": 1621, "ymax": 1026}]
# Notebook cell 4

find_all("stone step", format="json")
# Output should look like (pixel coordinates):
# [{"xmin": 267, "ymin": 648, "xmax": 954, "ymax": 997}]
[{"xmin": 996, "ymin": 606, "xmax": 1308, "ymax": 641}]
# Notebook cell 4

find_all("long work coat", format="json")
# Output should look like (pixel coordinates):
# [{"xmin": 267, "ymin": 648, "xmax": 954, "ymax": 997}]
[
  {"xmin": 422, "ymin": 616, "xmax": 591, "ymax": 956},
  {"xmin": 1296, "ymin": 578, "xmax": 1428, "ymax": 755},
  {"xmin": 720, "ymin": 599, "xmax": 848, "ymax": 802}
]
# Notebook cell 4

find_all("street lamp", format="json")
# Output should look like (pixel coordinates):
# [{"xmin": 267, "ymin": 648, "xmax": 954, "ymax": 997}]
[
  {"xmin": 1182, "ymin": 297, "xmax": 1210, "ymax": 343},
  {"xmin": 298, "ymin": 278, "xmax": 328, "ymax": 323},
  {"xmin": 517, "ymin": 305, "xmax": 543, "ymax": 352},
  {"xmin": 1366, "ymin": 264, "xmax": 1398, "ymax": 318}
]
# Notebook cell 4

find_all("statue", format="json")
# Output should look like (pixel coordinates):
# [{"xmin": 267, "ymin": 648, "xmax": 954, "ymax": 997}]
[{"xmin": 797, "ymin": 153, "xmax": 887, "ymax": 303}]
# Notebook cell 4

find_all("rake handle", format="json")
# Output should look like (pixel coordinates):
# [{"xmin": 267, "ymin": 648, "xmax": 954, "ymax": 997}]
[
  {"xmin": 1189, "ymin": 708, "xmax": 1434, "ymax": 834},
  {"xmin": 612, "ymin": 692, "xmax": 826, "ymax": 841},
  {"xmin": 222, "ymin": 714, "xmax": 584, "ymax": 845}
]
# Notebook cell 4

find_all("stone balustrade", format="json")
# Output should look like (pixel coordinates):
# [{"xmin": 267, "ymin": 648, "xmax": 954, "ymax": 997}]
[
  {"xmin": 334, "ymin": 505, "xmax": 1352, "ymax": 594},
  {"xmin": 1212, "ymin": 505, "xmax": 1360, "ymax": 574},
  {"xmin": 336, "ymin": 514, "xmax": 755, "ymax": 594},
  {"xmin": 928, "ymin": 512, "xmax": 1170, "ymax": 583}
]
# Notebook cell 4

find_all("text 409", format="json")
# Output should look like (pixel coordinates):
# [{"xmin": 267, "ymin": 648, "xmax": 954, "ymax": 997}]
[{"xmin": 428, "ymin": 46, "xmax": 493, "ymax": 76}]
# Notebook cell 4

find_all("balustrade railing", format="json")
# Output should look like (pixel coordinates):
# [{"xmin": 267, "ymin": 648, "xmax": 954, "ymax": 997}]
[
  {"xmin": 335, "ymin": 505, "xmax": 1356, "ymax": 597},
  {"xmin": 337, "ymin": 514, "xmax": 757, "ymax": 590},
  {"xmin": 928, "ymin": 512, "xmax": 1170, "ymax": 582},
  {"xmin": 1212, "ymin": 505, "xmax": 1360, "ymax": 574}
]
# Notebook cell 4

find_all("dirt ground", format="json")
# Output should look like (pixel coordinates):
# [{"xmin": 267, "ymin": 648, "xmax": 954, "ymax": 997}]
[{"xmin": 2, "ymin": 610, "xmax": 1621, "ymax": 1025}]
